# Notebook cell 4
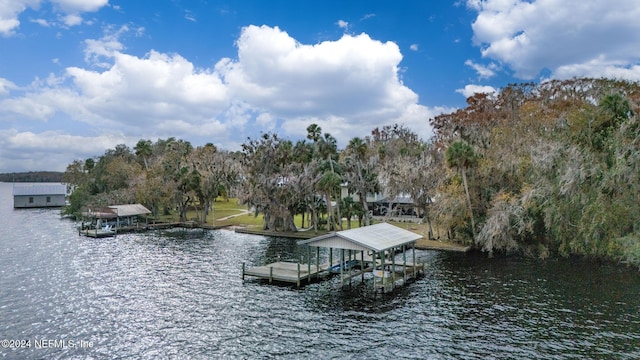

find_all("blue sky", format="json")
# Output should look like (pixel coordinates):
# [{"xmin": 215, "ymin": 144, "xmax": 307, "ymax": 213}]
[{"xmin": 1, "ymin": 0, "xmax": 640, "ymax": 172}]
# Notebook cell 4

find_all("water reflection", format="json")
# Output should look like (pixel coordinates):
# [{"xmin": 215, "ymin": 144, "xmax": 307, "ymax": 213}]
[{"xmin": 0, "ymin": 181, "xmax": 639, "ymax": 359}]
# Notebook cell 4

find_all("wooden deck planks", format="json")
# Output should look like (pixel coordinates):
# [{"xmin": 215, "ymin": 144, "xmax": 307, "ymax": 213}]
[
  {"xmin": 242, "ymin": 261, "xmax": 325, "ymax": 284},
  {"xmin": 243, "ymin": 260, "xmax": 426, "ymax": 289}
]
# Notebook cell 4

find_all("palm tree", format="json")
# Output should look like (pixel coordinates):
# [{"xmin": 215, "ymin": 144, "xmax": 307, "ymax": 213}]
[
  {"xmin": 135, "ymin": 139, "xmax": 152, "ymax": 171},
  {"xmin": 340, "ymin": 196, "xmax": 357, "ymax": 229},
  {"xmin": 317, "ymin": 171, "xmax": 341, "ymax": 230},
  {"xmin": 306, "ymin": 123, "xmax": 322, "ymax": 143},
  {"xmin": 317, "ymin": 133, "xmax": 341, "ymax": 230},
  {"xmin": 445, "ymin": 140, "xmax": 477, "ymax": 241}
]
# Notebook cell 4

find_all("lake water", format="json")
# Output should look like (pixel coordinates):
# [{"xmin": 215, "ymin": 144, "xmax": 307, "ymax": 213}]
[{"xmin": 1, "ymin": 182, "xmax": 639, "ymax": 359}]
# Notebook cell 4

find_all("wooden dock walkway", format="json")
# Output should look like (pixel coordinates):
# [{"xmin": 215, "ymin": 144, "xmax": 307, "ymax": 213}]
[
  {"xmin": 242, "ymin": 258, "xmax": 425, "ymax": 291},
  {"xmin": 79, "ymin": 222, "xmax": 231, "ymax": 237},
  {"xmin": 242, "ymin": 262, "xmax": 327, "ymax": 287},
  {"xmin": 79, "ymin": 229, "xmax": 115, "ymax": 238}
]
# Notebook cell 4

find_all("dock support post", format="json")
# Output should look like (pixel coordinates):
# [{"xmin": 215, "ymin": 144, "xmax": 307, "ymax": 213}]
[
  {"xmin": 380, "ymin": 252, "xmax": 386, "ymax": 293},
  {"xmin": 373, "ymin": 251, "xmax": 378, "ymax": 292},
  {"xmin": 242, "ymin": 262, "xmax": 245, "ymax": 281},
  {"xmin": 340, "ymin": 249, "xmax": 345, "ymax": 287},
  {"xmin": 297, "ymin": 263, "xmax": 301, "ymax": 287},
  {"xmin": 403, "ymin": 245, "xmax": 407, "ymax": 283},
  {"xmin": 348, "ymin": 250, "xmax": 352, "ymax": 286},
  {"xmin": 307, "ymin": 246, "xmax": 311, "ymax": 283},
  {"xmin": 329, "ymin": 248, "xmax": 333, "ymax": 270},
  {"xmin": 412, "ymin": 245, "xmax": 416, "ymax": 278},
  {"xmin": 391, "ymin": 247, "xmax": 396, "ymax": 288},
  {"xmin": 361, "ymin": 251, "xmax": 365, "ymax": 282},
  {"xmin": 316, "ymin": 247, "xmax": 320, "ymax": 280},
  {"xmin": 269, "ymin": 266, "xmax": 273, "ymax": 284}
]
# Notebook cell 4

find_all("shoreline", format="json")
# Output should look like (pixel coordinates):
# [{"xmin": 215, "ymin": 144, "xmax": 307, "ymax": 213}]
[{"xmin": 234, "ymin": 226, "xmax": 471, "ymax": 252}]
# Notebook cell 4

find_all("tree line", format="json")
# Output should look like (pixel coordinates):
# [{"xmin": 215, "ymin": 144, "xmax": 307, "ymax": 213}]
[
  {"xmin": 0, "ymin": 171, "xmax": 63, "ymax": 182},
  {"xmin": 62, "ymin": 77, "xmax": 640, "ymax": 266}
]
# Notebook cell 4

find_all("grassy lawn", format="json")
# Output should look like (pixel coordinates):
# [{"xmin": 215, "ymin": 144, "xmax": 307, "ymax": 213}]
[
  {"xmin": 152, "ymin": 198, "xmax": 468, "ymax": 249},
  {"xmin": 158, "ymin": 198, "xmax": 433, "ymax": 231}
]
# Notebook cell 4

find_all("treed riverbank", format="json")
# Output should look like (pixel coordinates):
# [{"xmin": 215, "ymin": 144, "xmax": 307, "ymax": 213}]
[{"xmin": 59, "ymin": 78, "xmax": 640, "ymax": 267}]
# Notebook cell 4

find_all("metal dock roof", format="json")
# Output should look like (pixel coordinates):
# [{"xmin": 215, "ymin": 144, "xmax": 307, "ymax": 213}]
[{"xmin": 298, "ymin": 222, "xmax": 422, "ymax": 252}]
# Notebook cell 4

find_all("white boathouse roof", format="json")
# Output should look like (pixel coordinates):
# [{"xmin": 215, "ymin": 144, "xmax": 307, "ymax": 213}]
[
  {"xmin": 83, "ymin": 204, "xmax": 151, "ymax": 218},
  {"xmin": 298, "ymin": 222, "xmax": 422, "ymax": 252},
  {"xmin": 13, "ymin": 183, "xmax": 66, "ymax": 196},
  {"xmin": 108, "ymin": 204, "xmax": 151, "ymax": 217}
]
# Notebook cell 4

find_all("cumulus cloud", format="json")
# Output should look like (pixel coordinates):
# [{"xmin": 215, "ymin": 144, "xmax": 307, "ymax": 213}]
[
  {"xmin": 0, "ymin": 0, "xmax": 108, "ymax": 36},
  {"xmin": 468, "ymin": 0, "xmax": 640, "ymax": 80},
  {"xmin": 0, "ymin": 24, "xmax": 445, "ymax": 171},
  {"xmin": 83, "ymin": 25, "xmax": 135, "ymax": 67},
  {"xmin": 0, "ymin": 0, "xmax": 39, "ymax": 36},
  {"xmin": 217, "ymin": 25, "xmax": 443, "ymax": 145},
  {"xmin": 456, "ymin": 84, "xmax": 497, "ymax": 98},
  {"xmin": 64, "ymin": 49, "xmax": 230, "ymax": 129}
]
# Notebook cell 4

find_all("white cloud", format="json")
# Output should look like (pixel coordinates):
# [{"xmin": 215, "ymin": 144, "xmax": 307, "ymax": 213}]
[
  {"xmin": 0, "ymin": 78, "xmax": 17, "ymax": 96},
  {"xmin": 468, "ymin": 0, "xmax": 640, "ymax": 80},
  {"xmin": 64, "ymin": 49, "xmax": 230, "ymax": 128},
  {"xmin": 83, "ymin": 25, "xmax": 129, "ymax": 67},
  {"xmin": 61, "ymin": 13, "xmax": 82, "ymax": 26},
  {"xmin": 256, "ymin": 112, "xmax": 275, "ymax": 131},
  {"xmin": 464, "ymin": 59, "xmax": 497, "ymax": 79},
  {"xmin": 0, "ymin": 24, "xmax": 445, "ymax": 171},
  {"xmin": 0, "ymin": 0, "xmax": 40, "ymax": 36},
  {"xmin": 410, "ymin": 44, "xmax": 419, "ymax": 51},
  {"xmin": 0, "ymin": 129, "xmax": 130, "ymax": 171},
  {"xmin": 51, "ymin": 0, "xmax": 108, "ymax": 13},
  {"xmin": 184, "ymin": 10, "xmax": 196, "ymax": 22},
  {"xmin": 0, "ymin": 0, "xmax": 108, "ymax": 36},
  {"xmin": 553, "ymin": 56, "xmax": 640, "ymax": 82},
  {"xmin": 456, "ymin": 84, "xmax": 497, "ymax": 98},
  {"xmin": 337, "ymin": 20, "xmax": 349, "ymax": 29},
  {"xmin": 218, "ymin": 25, "xmax": 443, "ymax": 145},
  {"xmin": 30, "ymin": 18, "xmax": 50, "ymax": 27}
]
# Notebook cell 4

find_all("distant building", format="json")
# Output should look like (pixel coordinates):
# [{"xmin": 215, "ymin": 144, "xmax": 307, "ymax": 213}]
[{"xmin": 13, "ymin": 183, "xmax": 67, "ymax": 208}]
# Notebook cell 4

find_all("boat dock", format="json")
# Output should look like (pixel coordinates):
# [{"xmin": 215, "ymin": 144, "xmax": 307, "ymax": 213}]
[
  {"xmin": 242, "ymin": 262, "xmax": 326, "ymax": 287},
  {"xmin": 242, "ymin": 257, "xmax": 425, "ymax": 291},
  {"xmin": 79, "ymin": 222, "xmax": 229, "ymax": 238},
  {"xmin": 242, "ymin": 223, "xmax": 426, "ymax": 293}
]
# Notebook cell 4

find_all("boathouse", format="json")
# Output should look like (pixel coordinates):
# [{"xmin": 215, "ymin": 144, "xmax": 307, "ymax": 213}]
[
  {"xmin": 242, "ymin": 223, "xmax": 425, "ymax": 291},
  {"xmin": 13, "ymin": 183, "xmax": 66, "ymax": 208},
  {"xmin": 80, "ymin": 203, "xmax": 151, "ymax": 237}
]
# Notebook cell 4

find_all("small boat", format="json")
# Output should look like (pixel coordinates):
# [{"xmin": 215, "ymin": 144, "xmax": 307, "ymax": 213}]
[{"xmin": 329, "ymin": 259, "xmax": 361, "ymax": 274}]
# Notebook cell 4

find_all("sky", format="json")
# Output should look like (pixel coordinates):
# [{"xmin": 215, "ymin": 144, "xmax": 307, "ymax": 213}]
[{"xmin": 1, "ymin": 0, "xmax": 640, "ymax": 173}]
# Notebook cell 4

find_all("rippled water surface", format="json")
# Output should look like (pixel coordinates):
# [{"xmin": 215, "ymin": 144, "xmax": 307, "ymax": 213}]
[{"xmin": 1, "ymin": 182, "xmax": 639, "ymax": 359}]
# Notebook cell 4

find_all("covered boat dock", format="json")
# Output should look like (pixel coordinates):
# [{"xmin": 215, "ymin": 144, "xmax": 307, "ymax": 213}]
[
  {"xmin": 242, "ymin": 223, "xmax": 425, "ymax": 292},
  {"xmin": 79, "ymin": 204, "xmax": 152, "ymax": 237}
]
